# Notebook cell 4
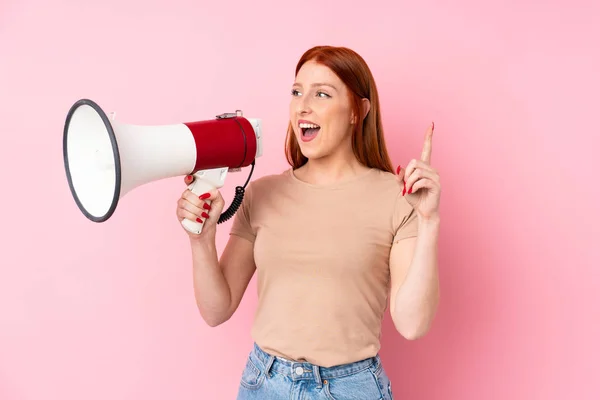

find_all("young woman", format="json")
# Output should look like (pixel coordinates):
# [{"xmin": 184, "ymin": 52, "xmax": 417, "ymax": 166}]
[{"xmin": 176, "ymin": 45, "xmax": 441, "ymax": 399}]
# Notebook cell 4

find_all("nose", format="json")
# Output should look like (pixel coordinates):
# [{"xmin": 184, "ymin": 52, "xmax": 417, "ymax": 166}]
[{"xmin": 295, "ymin": 94, "xmax": 311, "ymax": 115}]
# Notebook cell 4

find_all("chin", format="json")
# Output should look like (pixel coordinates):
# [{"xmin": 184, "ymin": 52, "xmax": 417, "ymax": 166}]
[
  {"xmin": 299, "ymin": 147, "xmax": 328, "ymax": 161},
  {"xmin": 298, "ymin": 139, "xmax": 337, "ymax": 162},
  {"xmin": 295, "ymin": 138, "xmax": 315, "ymax": 155}
]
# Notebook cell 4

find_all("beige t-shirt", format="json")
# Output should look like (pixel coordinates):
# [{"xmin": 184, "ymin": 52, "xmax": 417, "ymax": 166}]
[{"xmin": 229, "ymin": 167, "xmax": 419, "ymax": 367}]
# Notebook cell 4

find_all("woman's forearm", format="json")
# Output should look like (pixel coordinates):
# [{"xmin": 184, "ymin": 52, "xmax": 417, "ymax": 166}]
[
  {"xmin": 393, "ymin": 215, "xmax": 440, "ymax": 339},
  {"xmin": 189, "ymin": 232, "xmax": 232, "ymax": 327}
]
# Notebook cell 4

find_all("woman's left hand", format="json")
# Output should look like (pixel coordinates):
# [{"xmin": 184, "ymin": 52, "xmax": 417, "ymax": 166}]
[{"xmin": 395, "ymin": 122, "xmax": 441, "ymax": 221}]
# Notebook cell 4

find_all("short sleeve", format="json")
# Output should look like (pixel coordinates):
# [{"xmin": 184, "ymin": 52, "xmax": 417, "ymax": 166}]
[
  {"xmin": 392, "ymin": 194, "xmax": 419, "ymax": 242},
  {"xmin": 229, "ymin": 182, "xmax": 256, "ymax": 243}
]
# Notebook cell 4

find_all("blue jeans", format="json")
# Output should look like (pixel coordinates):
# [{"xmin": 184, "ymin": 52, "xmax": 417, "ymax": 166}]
[{"xmin": 236, "ymin": 343, "xmax": 394, "ymax": 399}]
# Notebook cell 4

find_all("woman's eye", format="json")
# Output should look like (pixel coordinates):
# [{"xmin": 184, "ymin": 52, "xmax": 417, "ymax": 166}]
[
  {"xmin": 316, "ymin": 91, "xmax": 330, "ymax": 98},
  {"xmin": 291, "ymin": 89, "xmax": 301, "ymax": 96}
]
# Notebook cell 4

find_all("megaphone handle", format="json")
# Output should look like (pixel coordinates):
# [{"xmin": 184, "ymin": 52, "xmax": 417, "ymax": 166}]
[
  {"xmin": 180, "ymin": 168, "xmax": 228, "ymax": 235},
  {"xmin": 181, "ymin": 178, "xmax": 215, "ymax": 235}
]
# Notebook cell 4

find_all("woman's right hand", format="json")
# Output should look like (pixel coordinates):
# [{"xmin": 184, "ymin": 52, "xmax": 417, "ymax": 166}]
[{"xmin": 176, "ymin": 174, "xmax": 225, "ymax": 238}]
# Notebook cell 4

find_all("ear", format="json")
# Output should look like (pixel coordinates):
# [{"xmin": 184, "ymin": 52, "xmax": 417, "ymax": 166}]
[
  {"xmin": 361, "ymin": 98, "xmax": 371, "ymax": 119},
  {"xmin": 351, "ymin": 98, "xmax": 371, "ymax": 124}
]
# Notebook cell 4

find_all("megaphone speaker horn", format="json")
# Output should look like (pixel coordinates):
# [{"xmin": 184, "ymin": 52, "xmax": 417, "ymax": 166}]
[{"xmin": 63, "ymin": 98, "xmax": 263, "ymax": 235}]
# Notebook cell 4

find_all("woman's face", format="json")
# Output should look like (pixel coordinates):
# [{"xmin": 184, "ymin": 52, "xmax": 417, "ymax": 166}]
[{"xmin": 289, "ymin": 61, "xmax": 355, "ymax": 161}]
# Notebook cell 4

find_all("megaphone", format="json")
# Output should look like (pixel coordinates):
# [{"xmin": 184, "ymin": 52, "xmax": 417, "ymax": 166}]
[{"xmin": 63, "ymin": 98, "xmax": 263, "ymax": 235}]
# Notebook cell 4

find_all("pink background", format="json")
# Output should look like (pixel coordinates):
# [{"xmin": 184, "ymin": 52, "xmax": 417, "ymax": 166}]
[{"xmin": 1, "ymin": 0, "xmax": 599, "ymax": 399}]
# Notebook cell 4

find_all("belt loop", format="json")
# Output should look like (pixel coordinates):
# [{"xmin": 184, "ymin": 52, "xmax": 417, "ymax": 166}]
[
  {"xmin": 373, "ymin": 355, "xmax": 381, "ymax": 373},
  {"xmin": 312, "ymin": 365, "xmax": 322, "ymax": 388},
  {"xmin": 264, "ymin": 355, "xmax": 275, "ymax": 378}
]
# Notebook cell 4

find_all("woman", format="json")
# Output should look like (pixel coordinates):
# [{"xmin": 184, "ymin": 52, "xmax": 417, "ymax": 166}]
[{"xmin": 176, "ymin": 46, "xmax": 441, "ymax": 399}]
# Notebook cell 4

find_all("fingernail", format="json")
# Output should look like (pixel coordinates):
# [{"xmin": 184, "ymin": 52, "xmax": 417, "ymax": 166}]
[
  {"xmin": 199, "ymin": 193, "xmax": 210, "ymax": 200},
  {"xmin": 402, "ymin": 183, "xmax": 406, "ymax": 196},
  {"xmin": 201, "ymin": 212, "xmax": 209, "ymax": 218},
  {"xmin": 408, "ymin": 187, "xmax": 413, "ymax": 194},
  {"xmin": 196, "ymin": 218, "xmax": 203, "ymax": 223},
  {"xmin": 203, "ymin": 203, "xmax": 211, "ymax": 210},
  {"xmin": 432, "ymin": 121, "xmax": 435, "ymax": 131},
  {"xmin": 396, "ymin": 165, "xmax": 402, "ymax": 175}
]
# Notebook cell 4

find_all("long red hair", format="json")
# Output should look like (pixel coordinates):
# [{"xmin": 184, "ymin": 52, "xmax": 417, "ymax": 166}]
[{"xmin": 284, "ymin": 46, "xmax": 394, "ymax": 173}]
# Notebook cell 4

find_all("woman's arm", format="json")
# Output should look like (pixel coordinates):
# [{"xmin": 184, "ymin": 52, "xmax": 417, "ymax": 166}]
[
  {"xmin": 190, "ymin": 230, "xmax": 256, "ymax": 327},
  {"xmin": 390, "ymin": 122, "xmax": 441, "ymax": 339},
  {"xmin": 389, "ymin": 215, "xmax": 440, "ymax": 340}
]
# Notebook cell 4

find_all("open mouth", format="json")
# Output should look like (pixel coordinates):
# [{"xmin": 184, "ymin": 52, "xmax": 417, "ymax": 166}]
[{"xmin": 299, "ymin": 122, "xmax": 320, "ymax": 139}]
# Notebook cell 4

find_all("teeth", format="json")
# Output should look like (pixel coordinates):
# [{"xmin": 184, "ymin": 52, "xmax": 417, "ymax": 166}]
[{"xmin": 299, "ymin": 123, "xmax": 320, "ymax": 129}]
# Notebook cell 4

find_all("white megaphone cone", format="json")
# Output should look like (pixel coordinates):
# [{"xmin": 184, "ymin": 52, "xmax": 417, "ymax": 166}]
[{"xmin": 63, "ymin": 98, "xmax": 263, "ymax": 235}]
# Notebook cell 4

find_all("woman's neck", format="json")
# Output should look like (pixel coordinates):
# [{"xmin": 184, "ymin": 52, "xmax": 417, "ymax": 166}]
[{"xmin": 295, "ymin": 150, "xmax": 371, "ymax": 186}]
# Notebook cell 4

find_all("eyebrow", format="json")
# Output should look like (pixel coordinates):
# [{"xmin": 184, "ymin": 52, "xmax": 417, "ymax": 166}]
[{"xmin": 292, "ymin": 82, "xmax": 338, "ymax": 91}]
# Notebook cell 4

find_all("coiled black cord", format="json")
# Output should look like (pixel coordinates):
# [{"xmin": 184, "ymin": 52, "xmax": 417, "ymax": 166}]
[{"xmin": 217, "ymin": 160, "xmax": 255, "ymax": 224}]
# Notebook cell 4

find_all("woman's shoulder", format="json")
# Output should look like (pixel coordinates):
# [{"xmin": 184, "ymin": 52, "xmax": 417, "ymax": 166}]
[
  {"xmin": 368, "ymin": 168, "xmax": 404, "ymax": 195},
  {"xmin": 245, "ymin": 169, "xmax": 292, "ymax": 196}
]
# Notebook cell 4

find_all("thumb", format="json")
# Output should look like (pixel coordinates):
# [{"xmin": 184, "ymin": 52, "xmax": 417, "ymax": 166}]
[
  {"xmin": 395, "ymin": 165, "xmax": 407, "ymax": 195},
  {"xmin": 395, "ymin": 165, "xmax": 405, "ymax": 182},
  {"xmin": 184, "ymin": 174, "xmax": 194, "ymax": 185}
]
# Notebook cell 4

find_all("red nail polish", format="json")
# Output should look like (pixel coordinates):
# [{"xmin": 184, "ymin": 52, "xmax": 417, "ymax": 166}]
[
  {"xmin": 201, "ymin": 212, "xmax": 209, "ymax": 218},
  {"xmin": 408, "ymin": 187, "xmax": 413, "ymax": 194},
  {"xmin": 199, "ymin": 193, "xmax": 210, "ymax": 200},
  {"xmin": 203, "ymin": 203, "xmax": 211, "ymax": 210},
  {"xmin": 196, "ymin": 218, "xmax": 202, "ymax": 223},
  {"xmin": 402, "ymin": 183, "xmax": 406, "ymax": 196},
  {"xmin": 396, "ymin": 165, "xmax": 401, "ymax": 175}
]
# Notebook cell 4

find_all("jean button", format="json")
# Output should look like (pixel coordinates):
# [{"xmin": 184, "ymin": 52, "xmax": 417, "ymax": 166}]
[{"xmin": 295, "ymin": 366, "xmax": 304, "ymax": 375}]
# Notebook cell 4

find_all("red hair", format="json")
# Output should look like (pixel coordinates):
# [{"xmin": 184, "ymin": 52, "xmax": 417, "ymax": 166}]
[{"xmin": 284, "ymin": 46, "xmax": 394, "ymax": 173}]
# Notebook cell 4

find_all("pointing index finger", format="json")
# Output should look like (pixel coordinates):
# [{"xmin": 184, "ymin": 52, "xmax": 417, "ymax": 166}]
[{"xmin": 421, "ymin": 121, "xmax": 434, "ymax": 164}]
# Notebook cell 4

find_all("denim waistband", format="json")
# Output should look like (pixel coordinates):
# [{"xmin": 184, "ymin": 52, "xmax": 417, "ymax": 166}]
[{"xmin": 250, "ymin": 343, "xmax": 381, "ymax": 383}]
